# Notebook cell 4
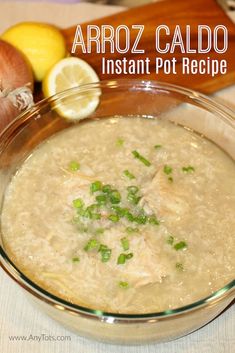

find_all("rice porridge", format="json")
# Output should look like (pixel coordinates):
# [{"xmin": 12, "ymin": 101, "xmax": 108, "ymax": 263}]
[{"xmin": 1, "ymin": 116, "xmax": 235, "ymax": 314}]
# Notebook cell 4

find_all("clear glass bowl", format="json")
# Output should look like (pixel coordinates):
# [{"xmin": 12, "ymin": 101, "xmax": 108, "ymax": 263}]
[{"xmin": 0, "ymin": 80, "xmax": 234, "ymax": 345}]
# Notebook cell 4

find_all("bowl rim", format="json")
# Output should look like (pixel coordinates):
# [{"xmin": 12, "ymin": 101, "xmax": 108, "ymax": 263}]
[{"xmin": 0, "ymin": 79, "xmax": 234, "ymax": 322}]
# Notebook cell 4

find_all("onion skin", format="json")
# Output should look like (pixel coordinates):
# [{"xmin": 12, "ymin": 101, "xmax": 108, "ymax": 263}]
[
  {"xmin": 0, "ymin": 98, "xmax": 19, "ymax": 130},
  {"xmin": 0, "ymin": 40, "xmax": 34, "ymax": 131}
]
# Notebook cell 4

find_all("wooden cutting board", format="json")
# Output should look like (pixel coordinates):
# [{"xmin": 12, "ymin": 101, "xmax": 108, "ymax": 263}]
[{"xmin": 62, "ymin": 0, "xmax": 235, "ymax": 94}]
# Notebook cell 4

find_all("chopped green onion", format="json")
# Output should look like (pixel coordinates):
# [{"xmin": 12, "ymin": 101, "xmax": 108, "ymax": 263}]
[
  {"xmin": 108, "ymin": 214, "xmax": 120, "ymax": 222},
  {"xmin": 84, "ymin": 238, "xmax": 99, "ymax": 251},
  {"xmin": 127, "ymin": 193, "xmax": 141, "ymax": 205},
  {"xmin": 96, "ymin": 194, "xmax": 107, "ymax": 205},
  {"xmin": 87, "ymin": 204, "xmax": 100, "ymax": 212},
  {"xmin": 148, "ymin": 215, "xmax": 160, "ymax": 225},
  {"xmin": 77, "ymin": 208, "xmax": 86, "ymax": 216},
  {"xmin": 111, "ymin": 206, "xmax": 128, "ymax": 217},
  {"xmin": 127, "ymin": 186, "xmax": 139, "ymax": 194},
  {"xmin": 73, "ymin": 198, "xmax": 84, "ymax": 209},
  {"xmin": 69, "ymin": 161, "xmax": 80, "ymax": 171},
  {"xmin": 134, "ymin": 214, "xmax": 147, "ymax": 224},
  {"xmin": 176, "ymin": 262, "xmax": 184, "ymax": 271},
  {"xmin": 116, "ymin": 137, "xmax": 124, "ymax": 146},
  {"xmin": 182, "ymin": 166, "xmax": 195, "ymax": 173},
  {"xmin": 125, "ymin": 211, "xmax": 135, "ymax": 222},
  {"xmin": 80, "ymin": 204, "xmax": 101, "ymax": 220},
  {"xmin": 117, "ymin": 253, "xmax": 133, "ymax": 265},
  {"xmin": 127, "ymin": 186, "xmax": 141, "ymax": 205},
  {"xmin": 102, "ymin": 184, "xmax": 112, "ymax": 193},
  {"xmin": 83, "ymin": 208, "xmax": 93, "ymax": 219},
  {"xmin": 132, "ymin": 150, "xmax": 151, "ymax": 167},
  {"xmin": 174, "ymin": 241, "xmax": 187, "ymax": 251},
  {"xmin": 164, "ymin": 165, "xmax": 173, "ymax": 175},
  {"xmin": 167, "ymin": 235, "xmax": 174, "ymax": 245},
  {"xmin": 99, "ymin": 244, "xmax": 112, "ymax": 262},
  {"xmin": 101, "ymin": 249, "xmax": 112, "ymax": 262},
  {"xmin": 91, "ymin": 213, "xmax": 101, "ymax": 220},
  {"xmin": 126, "ymin": 227, "xmax": 139, "ymax": 233},
  {"xmin": 117, "ymin": 253, "xmax": 126, "ymax": 264},
  {"xmin": 168, "ymin": 176, "xmax": 173, "ymax": 183},
  {"xmin": 123, "ymin": 169, "xmax": 135, "ymax": 180},
  {"xmin": 90, "ymin": 181, "xmax": 102, "ymax": 193},
  {"xmin": 72, "ymin": 256, "xmax": 80, "ymax": 262},
  {"xmin": 119, "ymin": 281, "xmax": 129, "ymax": 289},
  {"xmin": 117, "ymin": 252, "xmax": 133, "ymax": 264},
  {"xmin": 154, "ymin": 144, "xmax": 162, "ymax": 149},
  {"xmin": 121, "ymin": 237, "xmax": 129, "ymax": 251},
  {"xmin": 99, "ymin": 244, "xmax": 107, "ymax": 252},
  {"xmin": 109, "ymin": 190, "xmax": 121, "ymax": 204}
]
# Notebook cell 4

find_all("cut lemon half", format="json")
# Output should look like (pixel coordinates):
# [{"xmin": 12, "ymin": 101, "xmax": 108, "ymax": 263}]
[{"xmin": 42, "ymin": 57, "xmax": 100, "ymax": 120}]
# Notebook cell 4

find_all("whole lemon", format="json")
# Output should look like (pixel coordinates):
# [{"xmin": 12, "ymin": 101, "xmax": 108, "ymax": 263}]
[{"xmin": 2, "ymin": 22, "xmax": 67, "ymax": 81}]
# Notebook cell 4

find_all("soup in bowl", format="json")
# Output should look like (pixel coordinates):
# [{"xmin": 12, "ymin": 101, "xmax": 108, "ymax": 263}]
[{"xmin": 0, "ymin": 80, "xmax": 234, "ymax": 344}]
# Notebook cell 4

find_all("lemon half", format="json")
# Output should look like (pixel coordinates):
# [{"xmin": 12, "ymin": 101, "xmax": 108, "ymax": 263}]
[{"xmin": 43, "ymin": 57, "xmax": 100, "ymax": 120}]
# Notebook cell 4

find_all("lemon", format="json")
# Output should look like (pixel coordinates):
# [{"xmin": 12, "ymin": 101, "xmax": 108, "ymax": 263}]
[
  {"xmin": 42, "ymin": 57, "xmax": 100, "ymax": 120},
  {"xmin": 2, "ymin": 22, "xmax": 66, "ymax": 81}
]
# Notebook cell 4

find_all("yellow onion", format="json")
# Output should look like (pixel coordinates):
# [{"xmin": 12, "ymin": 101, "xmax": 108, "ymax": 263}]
[{"xmin": 0, "ymin": 39, "xmax": 34, "ymax": 131}]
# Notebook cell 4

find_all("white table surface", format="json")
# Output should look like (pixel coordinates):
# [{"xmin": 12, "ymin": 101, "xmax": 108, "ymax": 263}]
[{"xmin": 0, "ymin": 2, "xmax": 234, "ymax": 353}]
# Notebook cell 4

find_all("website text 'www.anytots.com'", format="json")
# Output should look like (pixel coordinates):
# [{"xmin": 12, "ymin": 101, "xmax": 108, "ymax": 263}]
[{"xmin": 8, "ymin": 333, "xmax": 72, "ymax": 342}]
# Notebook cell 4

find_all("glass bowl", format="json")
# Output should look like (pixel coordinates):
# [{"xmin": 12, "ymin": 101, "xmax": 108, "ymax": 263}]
[{"xmin": 0, "ymin": 80, "xmax": 234, "ymax": 345}]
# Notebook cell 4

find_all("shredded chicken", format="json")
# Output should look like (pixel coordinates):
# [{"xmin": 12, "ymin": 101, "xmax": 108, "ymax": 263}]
[{"xmin": 140, "ymin": 168, "xmax": 189, "ymax": 219}]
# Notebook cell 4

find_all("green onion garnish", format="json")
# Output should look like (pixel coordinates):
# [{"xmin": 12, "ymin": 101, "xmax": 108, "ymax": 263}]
[
  {"xmin": 127, "ymin": 186, "xmax": 139, "ymax": 194},
  {"xmin": 132, "ymin": 150, "xmax": 151, "ymax": 167},
  {"xmin": 84, "ymin": 238, "xmax": 99, "ymax": 251},
  {"xmin": 119, "ymin": 281, "xmax": 129, "ymax": 289},
  {"xmin": 148, "ymin": 215, "xmax": 160, "ymax": 225},
  {"xmin": 182, "ymin": 166, "xmax": 195, "ymax": 173},
  {"xmin": 123, "ymin": 170, "xmax": 135, "ymax": 180},
  {"xmin": 126, "ymin": 227, "xmax": 139, "ymax": 233},
  {"xmin": 134, "ymin": 214, "xmax": 147, "ymax": 224},
  {"xmin": 154, "ymin": 144, "xmax": 162, "ymax": 149},
  {"xmin": 72, "ymin": 256, "xmax": 80, "ymax": 262},
  {"xmin": 73, "ymin": 198, "xmax": 84, "ymax": 209},
  {"xmin": 108, "ymin": 214, "xmax": 120, "ymax": 222},
  {"xmin": 102, "ymin": 184, "xmax": 112, "ymax": 193},
  {"xmin": 91, "ymin": 213, "xmax": 101, "ymax": 220},
  {"xmin": 99, "ymin": 244, "xmax": 112, "ymax": 262},
  {"xmin": 117, "ymin": 253, "xmax": 133, "ymax": 264},
  {"xmin": 168, "ymin": 176, "xmax": 173, "ymax": 183},
  {"xmin": 117, "ymin": 253, "xmax": 126, "ymax": 264},
  {"xmin": 164, "ymin": 165, "xmax": 173, "ymax": 175},
  {"xmin": 121, "ymin": 237, "xmax": 129, "ymax": 251},
  {"xmin": 109, "ymin": 190, "xmax": 121, "ymax": 204},
  {"xmin": 90, "ymin": 181, "xmax": 102, "ymax": 193},
  {"xmin": 69, "ymin": 161, "xmax": 80, "ymax": 171},
  {"xmin": 84, "ymin": 205, "xmax": 101, "ymax": 220},
  {"xmin": 127, "ymin": 185, "xmax": 141, "ymax": 205},
  {"xmin": 111, "ymin": 206, "xmax": 128, "ymax": 217},
  {"xmin": 127, "ymin": 193, "xmax": 141, "ymax": 205},
  {"xmin": 117, "ymin": 137, "xmax": 124, "ymax": 146},
  {"xmin": 174, "ymin": 241, "xmax": 187, "ymax": 251},
  {"xmin": 86, "ymin": 204, "xmax": 99, "ymax": 212},
  {"xmin": 167, "ymin": 235, "xmax": 174, "ymax": 245},
  {"xmin": 125, "ymin": 211, "xmax": 135, "ymax": 222},
  {"xmin": 176, "ymin": 262, "xmax": 184, "ymax": 271},
  {"xmin": 96, "ymin": 194, "xmax": 107, "ymax": 205}
]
